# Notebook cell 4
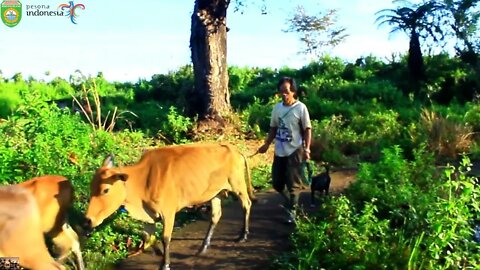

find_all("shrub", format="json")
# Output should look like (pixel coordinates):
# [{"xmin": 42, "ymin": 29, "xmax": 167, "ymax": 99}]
[
  {"xmin": 409, "ymin": 109, "xmax": 474, "ymax": 159},
  {"xmin": 243, "ymin": 96, "xmax": 279, "ymax": 133},
  {"xmin": 464, "ymin": 103, "xmax": 480, "ymax": 132},
  {"xmin": 0, "ymin": 89, "xmax": 21, "ymax": 119},
  {"xmin": 0, "ymin": 96, "xmax": 157, "ymax": 268},
  {"xmin": 273, "ymin": 147, "xmax": 480, "ymax": 270},
  {"xmin": 310, "ymin": 116, "xmax": 357, "ymax": 165},
  {"xmin": 251, "ymin": 164, "xmax": 271, "ymax": 191},
  {"xmin": 159, "ymin": 106, "xmax": 193, "ymax": 144},
  {"xmin": 351, "ymin": 109, "xmax": 401, "ymax": 138}
]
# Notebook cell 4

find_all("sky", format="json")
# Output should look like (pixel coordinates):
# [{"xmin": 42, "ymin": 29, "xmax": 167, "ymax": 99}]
[{"xmin": 0, "ymin": 0, "xmax": 412, "ymax": 83}]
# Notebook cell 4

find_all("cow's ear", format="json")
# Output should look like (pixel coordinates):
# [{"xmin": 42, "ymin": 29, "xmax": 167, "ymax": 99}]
[
  {"xmin": 102, "ymin": 154, "xmax": 115, "ymax": 168},
  {"xmin": 117, "ymin": 173, "xmax": 128, "ymax": 182},
  {"xmin": 99, "ymin": 169, "xmax": 114, "ymax": 180},
  {"xmin": 110, "ymin": 170, "xmax": 128, "ymax": 182},
  {"xmin": 100, "ymin": 169, "xmax": 128, "ymax": 182}
]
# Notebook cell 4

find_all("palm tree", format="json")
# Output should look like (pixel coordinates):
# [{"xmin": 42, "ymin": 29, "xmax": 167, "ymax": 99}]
[{"xmin": 376, "ymin": 1, "xmax": 442, "ymax": 89}]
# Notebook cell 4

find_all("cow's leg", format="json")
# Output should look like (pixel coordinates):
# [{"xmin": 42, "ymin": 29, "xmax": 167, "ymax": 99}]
[
  {"xmin": 198, "ymin": 196, "xmax": 222, "ymax": 254},
  {"xmin": 64, "ymin": 223, "xmax": 85, "ymax": 270},
  {"xmin": 50, "ymin": 223, "xmax": 85, "ymax": 270},
  {"xmin": 144, "ymin": 223, "xmax": 163, "ymax": 255},
  {"xmin": 236, "ymin": 190, "xmax": 252, "ymax": 243},
  {"xmin": 161, "ymin": 214, "xmax": 175, "ymax": 270}
]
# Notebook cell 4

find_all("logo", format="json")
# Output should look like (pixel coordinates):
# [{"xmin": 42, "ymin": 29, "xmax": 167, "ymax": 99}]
[
  {"xmin": 1, "ymin": 0, "xmax": 22, "ymax": 27},
  {"xmin": 58, "ymin": 1, "xmax": 84, "ymax": 24}
]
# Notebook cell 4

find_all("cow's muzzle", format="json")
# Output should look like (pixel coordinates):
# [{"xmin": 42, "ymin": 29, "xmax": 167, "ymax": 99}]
[{"xmin": 81, "ymin": 217, "xmax": 94, "ymax": 237}]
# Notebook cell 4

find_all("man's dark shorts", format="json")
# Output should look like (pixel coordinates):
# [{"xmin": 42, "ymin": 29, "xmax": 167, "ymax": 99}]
[{"xmin": 272, "ymin": 147, "xmax": 307, "ymax": 193}]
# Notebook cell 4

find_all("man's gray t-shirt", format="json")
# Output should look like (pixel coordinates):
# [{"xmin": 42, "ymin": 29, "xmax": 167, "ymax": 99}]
[{"xmin": 270, "ymin": 101, "xmax": 312, "ymax": 157}]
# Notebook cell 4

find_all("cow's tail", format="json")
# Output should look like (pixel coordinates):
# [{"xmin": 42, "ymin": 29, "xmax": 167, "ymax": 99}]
[{"xmin": 242, "ymin": 153, "xmax": 257, "ymax": 203}]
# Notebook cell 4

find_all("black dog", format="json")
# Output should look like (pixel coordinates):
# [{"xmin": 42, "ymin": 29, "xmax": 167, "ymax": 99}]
[{"xmin": 310, "ymin": 165, "xmax": 331, "ymax": 207}]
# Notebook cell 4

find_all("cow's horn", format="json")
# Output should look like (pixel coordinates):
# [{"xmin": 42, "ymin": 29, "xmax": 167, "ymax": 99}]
[{"xmin": 102, "ymin": 154, "xmax": 115, "ymax": 168}]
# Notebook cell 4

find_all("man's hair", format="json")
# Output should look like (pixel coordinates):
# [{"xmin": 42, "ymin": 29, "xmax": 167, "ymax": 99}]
[{"xmin": 277, "ymin": 77, "xmax": 298, "ymax": 98}]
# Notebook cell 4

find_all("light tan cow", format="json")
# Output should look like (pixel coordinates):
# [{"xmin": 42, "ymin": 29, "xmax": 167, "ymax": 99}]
[
  {"xmin": 0, "ymin": 185, "xmax": 66, "ymax": 270},
  {"xmin": 83, "ymin": 143, "xmax": 255, "ymax": 270},
  {"xmin": 15, "ymin": 175, "xmax": 84, "ymax": 270}
]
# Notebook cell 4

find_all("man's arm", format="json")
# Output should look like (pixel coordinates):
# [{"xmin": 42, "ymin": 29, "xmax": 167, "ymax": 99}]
[
  {"xmin": 301, "ymin": 103, "xmax": 312, "ymax": 159},
  {"xmin": 265, "ymin": 127, "xmax": 277, "ymax": 146},
  {"xmin": 304, "ymin": 128, "xmax": 312, "ymax": 150},
  {"xmin": 304, "ymin": 127, "xmax": 312, "ymax": 159},
  {"xmin": 258, "ymin": 127, "xmax": 277, "ymax": 153}
]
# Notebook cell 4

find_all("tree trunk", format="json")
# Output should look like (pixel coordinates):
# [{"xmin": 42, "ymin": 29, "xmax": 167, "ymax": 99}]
[
  {"xmin": 407, "ymin": 28, "xmax": 425, "ymax": 100},
  {"xmin": 408, "ymin": 29, "xmax": 424, "ymax": 83},
  {"xmin": 189, "ymin": 0, "xmax": 231, "ymax": 131}
]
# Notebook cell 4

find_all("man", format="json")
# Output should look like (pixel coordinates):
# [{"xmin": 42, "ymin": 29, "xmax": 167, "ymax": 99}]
[{"xmin": 258, "ymin": 77, "xmax": 312, "ymax": 224}]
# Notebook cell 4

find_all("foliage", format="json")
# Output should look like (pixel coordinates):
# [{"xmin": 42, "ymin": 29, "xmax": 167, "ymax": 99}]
[
  {"xmin": 284, "ymin": 7, "xmax": 348, "ymax": 58},
  {"xmin": 3, "ymin": 51, "xmax": 480, "ymax": 269},
  {"xmin": 72, "ymin": 80, "xmax": 138, "ymax": 132},
  {"xmin": 242, "ymin": 96, "xmax": 279, "ymax": 133},
  {"xmin": 273, "ymin": 146, "xmax": 480, "ymax": 269},
  {"xmin": 159, "ymin": 105, "xmax": 193, "ymax": 144},
  {"xmin": 408, "ymin": 108, "xmax": 474, "ymax": 159},
  {"xmin": 0, "ymin": 93, "xmax": 157, "ymax": 268},
  {"xmin": 375, "ymin": 0, "xmax": 444, "ymax": 86},
  {"xmin": 0, "ymin": 87, "xmax": 21, "ymax": 119},
  {"xmin": 464, "ymin": 102, "xmax": 480, "ymax": 131},
  {"xmin": 429, "ymin": 0, "xmax": 480, "ymax": 64},
  {"xmin": 251, "ymin": 164, "xmax": 271, "ymax": 191}
]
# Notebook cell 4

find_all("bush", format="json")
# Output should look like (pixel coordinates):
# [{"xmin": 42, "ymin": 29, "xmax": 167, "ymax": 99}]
[
  {"xmin": 408, "ymin": 109, "xmax": 474, "ymax": 159},
  {"xmin": 251, "ymin": 164, "xmax": 271, "ymax": 191},
  {"xmin": 310, "ymin": 116, "xmax": 357, "ymax": 165},
  {"xmin": 242, "ymin": 96, "xmax": 279, "ymax": 133},
  {"xmin": 0, "ymin": 89, "xmax": 21, "ymax": 119},
  {"xmin": 0, "ymin": 97, "xmax": 157, "ymax": 268},
  {"xmin": 464, "ymin": 103, "xmax": 480, "ymax": 132},
  {"xmin": 273, "ymin": 146, "xmax": 480, "ymax": 269}
]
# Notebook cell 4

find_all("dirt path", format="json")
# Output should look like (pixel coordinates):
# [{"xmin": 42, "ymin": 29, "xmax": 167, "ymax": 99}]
[{"xmin": 113, "ymin": 169, "xmax": 357, "ymax": 270}]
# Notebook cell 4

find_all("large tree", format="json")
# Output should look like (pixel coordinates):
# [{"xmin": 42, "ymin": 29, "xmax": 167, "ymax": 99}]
[
  {"xmin": 189, "ymin": 0, "xmax": 269, "ymax": 132},
  {"xmin": 189, "ymin": 0, "xmax": 231, "ymax": 131}
]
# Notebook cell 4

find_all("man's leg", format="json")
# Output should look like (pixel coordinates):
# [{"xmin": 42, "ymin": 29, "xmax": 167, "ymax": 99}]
[
  {"xmin": 272, "ymin": 155, "xmax": 289, "ymax": 206},
  {"xmin": 273, "ymin": 155, "xmax": 296, "ymax": 223},
  {"xmin": 285, "ymin": 148, "xmax": 306, "ymax": 223}
]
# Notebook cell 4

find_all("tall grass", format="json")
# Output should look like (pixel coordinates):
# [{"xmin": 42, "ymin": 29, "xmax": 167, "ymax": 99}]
[{"xmin": 71, "ymin": 80, "xmax": 138, "ymax": 132}]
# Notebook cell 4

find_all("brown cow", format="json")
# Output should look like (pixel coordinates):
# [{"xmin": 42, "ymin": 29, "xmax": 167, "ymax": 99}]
[
  {"xmin": 15, "ymin": 175, "xmax": 85, "ymax": 270},
  {"xmin": 0, "ymin": 185, "xmax": 66, "ymax": 270},
  {"xmin": 83, "ymin": 143, "xmax": 255, "ymax": 270}
]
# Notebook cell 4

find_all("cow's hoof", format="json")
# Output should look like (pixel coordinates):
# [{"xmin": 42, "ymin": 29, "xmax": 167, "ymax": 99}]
[
  {"xmin": 196, "ymin": 244, "xmax": 209, "ymax": 255},
  {"xmin": 161, "ymin": 264, "xmax": 170, "ymax": 270},
  {"xmin": 236, "ymin": 235, "xmax": 248, "ymax": 243},
  {"xmin": 153, "ymin": 244, "xmax": 163, "ymax": 256}
]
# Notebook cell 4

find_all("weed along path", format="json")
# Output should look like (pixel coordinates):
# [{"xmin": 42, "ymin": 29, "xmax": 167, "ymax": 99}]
[{"xmin": 113, "ymin": 169, "xmax": 357, "ymax": 270}]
